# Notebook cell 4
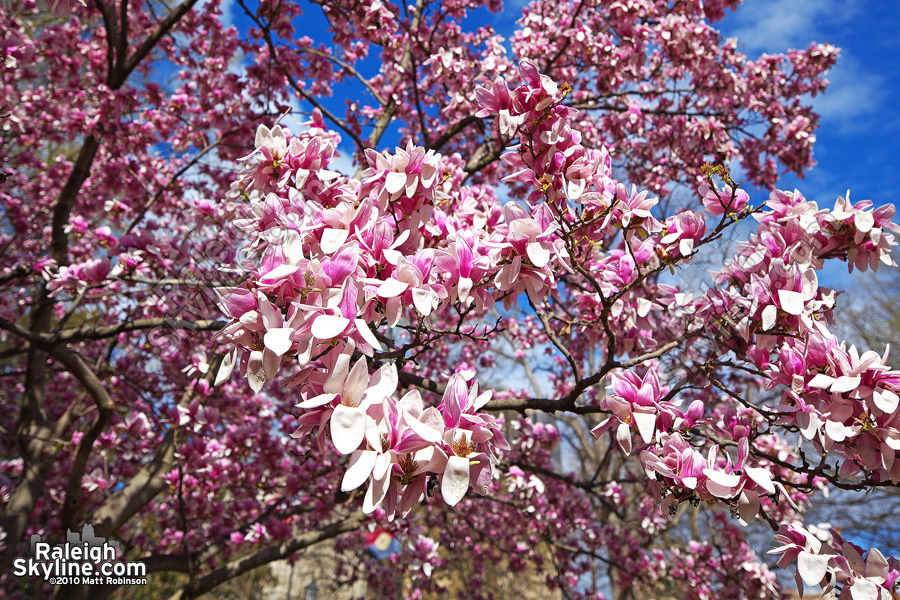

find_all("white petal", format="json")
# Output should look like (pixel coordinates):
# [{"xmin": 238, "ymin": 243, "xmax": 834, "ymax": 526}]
[
  {"xmin": 406, "ymin": 416, "xmax": 443, "ymax": 443},
  {"xmin": 354, "ymin": 318, "xmax": 382, "ymax": 351},
  {"xmin": 633, "ymin": 411, "xmax": 657, "ymax": 445},
  {"xmin": 808, "ymin": 373, "xmax": 835, "ymax": 389},
  {"xmin": 825, "ymin": 419, "xmax": 848, "ymax": 442},
  {"xmin": 330, "ymin": 404, "xmax": 367, "ymax": 454},
  {"xmin": 567, "ymin": 178, "xmax": 586, "ymax": 200},
  {"xmin": 312, "ymin": 314, "xmax": 350, "ymax": 339},
  {"xmin": 296, "ymin": 393, "xmax": 337, "ymax": 409},
  {"xmin": 873, "ymin": 389, "xmax": 900, "ymax": 413},
  {"xmin": 457, "ymin": 276, "xmax": 473, "ymax": 303},
  {"xmin": 797, "ymin": 552, "xmax": 830, "ymax": 586},
  {"xmin": 830, "ymin": 375, "xmax": 861, "ymax": 394},
  {"xmin": 263, "ymin": 327, "xmax": 294, "ymax": 356},
  {"xmin": 526, "ymin": 242, "xmax": 551, "ymax": 268},
  {"xmin": 282, "ymin": 230, "xmax": 305, "ymax": 265},
  {"xmin": 441, "ymin": 455, "xmax": 471, "ymax": 506},
  {"xmin": 778, "ymin": 289, "xmax": 805, "ymax": 315},
  {"xmin": 342, "ymin": 450, "xmax": 378, "ymax": 491},
  {"xmin": 377, "ymin": 278, "xmax": 409, "ymax": 298},
  {"xmin": 472, "ymin": 390, "xmax": 492, "ymax": 410},
  {"xmin": 384, "ymin": 171, "xmax": 408, "ymax": 195},
  {"xmin": 261, "ymin": 263, "xmax": 300, "ymax": 281},
  {"xmin": 744, "ymin": 466, "xmax": 776, "ymax": 495},
  {"xmin": 247, "ymin": 350, "xmax": 266, "ymax": 393},
  {"xmin": 616, "ymin": 422, "xmax": 632, "ymax": 455},
  {"xmin": 254, "ymin": 124, "xmax": 273, "ymax": 149},
  {"xmin": 411, "ymin": 288, "xmax": 435, "ymax": 315},
  {"xmin": 704, "ymin": 468, "xmax": 742, "ymax": 488},
  {"xmin": 761, "ymin": 304, "xmax": 777, "ymax": 331},
  {"xmin": 855, "ymin": 211, "xmax": 875, "ymax": 233},
  {"xmin": 849, "ymin": 579, "xmax": 879, "ymax": 600},
  {"xmin": 320, "ymin": 228, "xmax": 350, "ymax": 254},
  {"xmin": 636, "ymin": 297, "xmax": 653, "ymax": 318},
  {"xmin": 214, "ymin": 349, "xmax": 237, "ymax": 386}
]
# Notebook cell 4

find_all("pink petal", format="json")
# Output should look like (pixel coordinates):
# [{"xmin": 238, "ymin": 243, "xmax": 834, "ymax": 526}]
[
  {"xmin": 738, "ymin": 489, "xmax": 760, "ymax": 525},
  {"xmin": 400, "ymin": 476, "xmax": 426, "ymax": 517}
]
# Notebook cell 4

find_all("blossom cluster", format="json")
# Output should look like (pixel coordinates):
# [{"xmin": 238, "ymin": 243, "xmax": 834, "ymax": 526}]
[
  {"xmin": 208, "ymin": 59, "xmax": 900, "ymax": 594},
  {"xmin": 771, "ymin": 523, "xmax": 900, "ymax": 599}
]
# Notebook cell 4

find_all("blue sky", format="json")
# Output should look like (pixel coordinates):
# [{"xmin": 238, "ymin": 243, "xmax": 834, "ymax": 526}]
[{"xmin": 721, "ymin": 0, "xmax": 900, "ymax": 214}]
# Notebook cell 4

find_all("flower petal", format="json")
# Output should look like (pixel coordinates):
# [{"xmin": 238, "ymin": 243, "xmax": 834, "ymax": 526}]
[
  {"xmin": 797, "ymin": 551, "xmax": 830, "ymax": 586},
  {"xmin": 296, "ymin": 393, "xmax": 337, "ymax": 409},
  {"xmin": 342, "ymin": 450, "xmax": 378, "ymax": 492},
  {"xmin": 321, "ymin": 228, "xmax": 350, "ymax": 254},
  {"xmin": 378, "ymin": 278, "xmax": 409, "ymax": 298},
  {"xmin": 312, "ymin": 314, "xmax": 350, "ymax": 340},
  {"xmin": 778, "ymin": 289, "xmax": 805, "ymax": 315},
  {"xmin": 526, "ymin": 242, "xmax": 550, "ymax": 268},
  {"xmin": 214, "ymin": 349, "xmax": 237, "ymax": 386},
  {"xmin": 385, "ymin": 171, "xmax": 408, "ymax": 195},
  {"xmin": 744, "ymin": 466, "xmax": 776, "ymax": 495},
  {"xmin": 406, "ymin": 415, "xmax": 443, "ymax": 444},
  {"xmin": 873, "ymin": 388, "xmax": 899, "ymax": 413},
  {"xmin": 331, "ymin": 404, "xmax": 366, "ymax": 454},
  {"xmin": 633, "ymin": 411, "xmax": 657, "ymax": 445},
  {"xmin": 441, "ymin": 455, "xmax": 471, "ymax": 506},
  {"xmin": 263, "ymin": 327, "xmax": 294, "ymax": 356}
]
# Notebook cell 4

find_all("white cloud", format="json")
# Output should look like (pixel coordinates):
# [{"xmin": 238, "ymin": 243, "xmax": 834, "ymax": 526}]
[
  {"xmin": 728, "ymin": 0, "xmax": 859, "ymax": 54},
  {"xmin": 220, "ymin": 0, "xmax": 236, "ymax": 28},
  {"xmin": 724, "ymin": 0, "xmax": 884, "ymax": 131},
  {"xmin": 812, "ymin": 56, "xmax": 884, "ymax": 127}
]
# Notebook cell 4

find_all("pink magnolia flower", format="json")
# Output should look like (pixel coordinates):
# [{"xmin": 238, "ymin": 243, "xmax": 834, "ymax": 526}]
[
  {"xmin": 700, "ymin": 183, "xmax": 750, "ymax": 216},
  {"xmin": 661, "ymin": 210, "xmax": 708, "ymax": 257}
]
